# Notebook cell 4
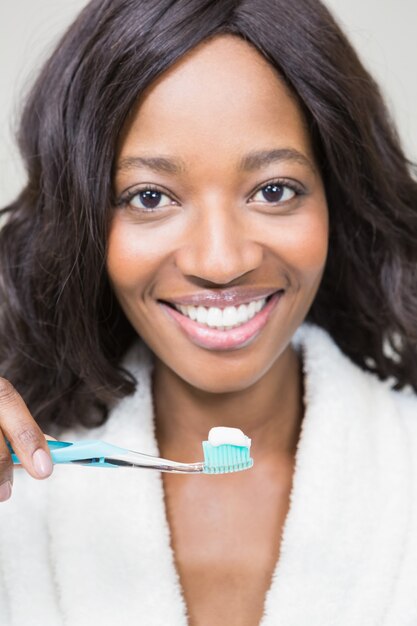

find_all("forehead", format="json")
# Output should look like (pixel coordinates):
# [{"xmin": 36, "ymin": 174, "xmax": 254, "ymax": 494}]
[{"xmin": 117, "ymin": 35, "xmax": 314, "ymax": 168}]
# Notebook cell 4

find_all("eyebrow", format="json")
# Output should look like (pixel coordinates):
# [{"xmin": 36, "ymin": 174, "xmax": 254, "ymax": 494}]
[{"xmin": 116, "ymin": 148, "xmax": 315, "ymax": 175}]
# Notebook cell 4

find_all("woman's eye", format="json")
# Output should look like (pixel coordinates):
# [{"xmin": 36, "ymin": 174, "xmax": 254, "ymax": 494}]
[
  {"xmin": 119, "ymin": 181, "xmax": 300, "ymax": 213},
  {"xmin": 250, "ymin": 183, "xmax": 296, "ymax": 204},
  {"xmin": 127, "ymin": 188, "xmax": 174, "ymax": 211}
]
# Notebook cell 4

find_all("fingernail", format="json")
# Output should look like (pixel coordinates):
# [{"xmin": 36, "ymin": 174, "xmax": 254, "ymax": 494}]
[
  {"xmin": 0, "ymin": 481, "xmax": 12, "ymax": 502},
  {"xmin": 32, "ymin": 448, "xmax": 53, "ymax": 478}
]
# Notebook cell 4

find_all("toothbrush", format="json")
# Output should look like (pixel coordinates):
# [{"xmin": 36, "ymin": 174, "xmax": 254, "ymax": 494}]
[{"xmin": 8, "ymin": 427, "xmax": 253, "ymax": 474}]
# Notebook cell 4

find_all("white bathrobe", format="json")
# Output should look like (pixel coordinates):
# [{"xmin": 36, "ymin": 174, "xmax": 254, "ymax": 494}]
[{"xmin": 1, "ymin": 324, "xmax": 417, "ymax": 626}]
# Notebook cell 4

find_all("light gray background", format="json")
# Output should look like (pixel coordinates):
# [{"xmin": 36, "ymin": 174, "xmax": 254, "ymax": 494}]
[{"xmin": 1, "ymin": 0, "xmax": 416, "ymax": 207}]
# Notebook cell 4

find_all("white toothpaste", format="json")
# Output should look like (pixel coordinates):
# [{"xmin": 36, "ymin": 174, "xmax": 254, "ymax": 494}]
[{"xmin": 208, "ymin": 427, "xmax": 251, "ymax": 448}]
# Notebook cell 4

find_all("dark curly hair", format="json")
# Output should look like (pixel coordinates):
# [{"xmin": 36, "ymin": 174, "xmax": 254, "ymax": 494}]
[{"xmin": 1, "ymin": 0, "xmax": 416, "ymax": 433}]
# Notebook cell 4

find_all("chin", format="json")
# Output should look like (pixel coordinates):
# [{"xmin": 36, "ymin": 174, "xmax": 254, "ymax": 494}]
[{"xmin": 168, "ymin": 353, "xmax": 278, "ymax": 395}]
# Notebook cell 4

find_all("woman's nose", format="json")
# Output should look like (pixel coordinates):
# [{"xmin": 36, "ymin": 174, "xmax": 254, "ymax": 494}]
[{"xmin": 174, "ymin": 201, "xmax": 263, "ymax": 285}]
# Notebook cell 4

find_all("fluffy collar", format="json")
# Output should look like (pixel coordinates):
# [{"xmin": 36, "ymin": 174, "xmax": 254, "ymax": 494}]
[{"xmin": 2, "ymin": 324, "xmax": 415, "ymax": 625}]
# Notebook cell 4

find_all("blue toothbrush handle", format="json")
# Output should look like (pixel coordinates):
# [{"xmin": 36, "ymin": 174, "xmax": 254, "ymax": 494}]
[
  {"xmin": 8, "ymin": 439, "xmax": 127, "ymax": 468},
  {"xmin": 7, "ymin": 438, "xmax": 254, "ymax": 474}
]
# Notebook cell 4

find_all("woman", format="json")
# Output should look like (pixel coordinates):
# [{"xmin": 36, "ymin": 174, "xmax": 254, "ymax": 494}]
[{"xmin": 0, "ymin": 0, "xmax": 416, "ymax": 624}]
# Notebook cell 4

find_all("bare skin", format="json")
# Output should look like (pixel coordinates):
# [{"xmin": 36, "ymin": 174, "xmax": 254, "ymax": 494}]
[
  {"xmin": 156, "ymin": 346, "xmax": 304, "ymax": 626},
  {"xmin": 161, "ymin": 455, "xmax": 297, "ymax": 626}
]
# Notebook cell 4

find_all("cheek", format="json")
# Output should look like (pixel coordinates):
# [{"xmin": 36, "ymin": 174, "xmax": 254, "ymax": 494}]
[
  {"xmin": 106, "ymin": 220, "xmax": 141, "ymax": 295},
  {"xmin": 105, "ymin": 217, "xmax": 167, "ymax": 297},
  {"xmin": 297, "ymin": 211, "xmax": 329, "ymax": 275},
  {"xmin": 268, "ymin": 203, "xmax": 329, "ymax": 285},
  {"xmin": 106, "ymin": 212, "xmax": 190, "ymax": 298}
]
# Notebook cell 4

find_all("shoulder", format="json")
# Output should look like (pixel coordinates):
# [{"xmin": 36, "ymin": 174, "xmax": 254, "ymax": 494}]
[{"xmin": 295, "ymin": 322, "xmax": 417, "ymax": 433}]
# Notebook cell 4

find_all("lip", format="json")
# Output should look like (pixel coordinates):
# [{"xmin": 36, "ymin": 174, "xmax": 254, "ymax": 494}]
[
  {"xmin": 159, "ymin": 287, "xmax": 281, "ymax": 309},
  {"xmin": 159, "ymin": 290, "xmax": 283, "ymax": 351}
]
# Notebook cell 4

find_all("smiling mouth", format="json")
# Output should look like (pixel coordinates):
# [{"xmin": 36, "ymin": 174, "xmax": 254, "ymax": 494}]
[
  {"xmin": 158, "ymin": 290, "xmax": 284, "ymax": 351},
  {"xmin": 159, "ymin": 291, "xmax": 281, "ymax": 331}
]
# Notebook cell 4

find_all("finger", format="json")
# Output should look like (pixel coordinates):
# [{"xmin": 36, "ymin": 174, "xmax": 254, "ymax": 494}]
[
  {"xmin": 13, "ymin": 434, "xmax": 58, "ymax": 471},
  {"xmin": 0, "ymin": 377, "xmax": 54, "ymax": 480},
  {"xmin": 0, "ymin": 431, "xmax": 13, "ymax": 502}
]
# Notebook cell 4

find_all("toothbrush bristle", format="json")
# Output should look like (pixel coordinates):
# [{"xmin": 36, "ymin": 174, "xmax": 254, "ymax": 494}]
[{"xmin": 202, "ymin": 442, "xmax": 253, "ymax": 474}]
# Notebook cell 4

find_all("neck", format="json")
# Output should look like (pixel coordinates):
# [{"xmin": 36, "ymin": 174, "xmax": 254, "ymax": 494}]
[{"xmin": 152, "ymin": 344, "xmax": 305, "ymax": 465}]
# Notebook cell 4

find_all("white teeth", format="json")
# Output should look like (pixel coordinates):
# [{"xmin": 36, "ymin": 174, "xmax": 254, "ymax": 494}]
[
  {"xmin": 237, "ymin": 304, "xmax": 248, "ymax": 324},
  {"xmin": 207, "ymin": 307, "xmax": 223, "ymax": 327},
  {"xmin": 248, "ymin": 301, "xmax": 257, "ymax": 318},
  {"xmin": 196, "ymin": 305, "xmax": 208, "ymax": 325},
  {"xmin": 222, "ymin": 306, "xmax": 237, "ymax": 326},
  {"xmin": 254, "ymin": 299, "xmax": 263, "ymax": 313},
  {"xmin": 175, "ymin": 297, "xmax": 268, "ymax": 329},
  {"xmin": 188, "ymin": 306, "xmax": 198, "ymax": 321}
]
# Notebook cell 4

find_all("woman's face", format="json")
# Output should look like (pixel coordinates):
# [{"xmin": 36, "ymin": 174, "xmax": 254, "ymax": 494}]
[{"xmin": 108, "ymin": 35, "xmax": 328, "ymax": 393}]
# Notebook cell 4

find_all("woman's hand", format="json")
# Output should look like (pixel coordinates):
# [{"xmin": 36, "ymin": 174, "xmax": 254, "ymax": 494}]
[{"xmin": 0, "ymin": 377, "xmax": 54, "ymax": 503}]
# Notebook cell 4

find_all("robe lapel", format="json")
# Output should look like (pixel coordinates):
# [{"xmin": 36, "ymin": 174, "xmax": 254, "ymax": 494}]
[
  {"xmin": 261, "ymin": 324, "xmax": 412, "ymax": 626},
  {"xmin": 47, "ymin": 340, "xmax": 188, "ymax": 626},
  {"xmin": 0, "ymin": 470, "xmax": 62, "ymax": 626}
]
